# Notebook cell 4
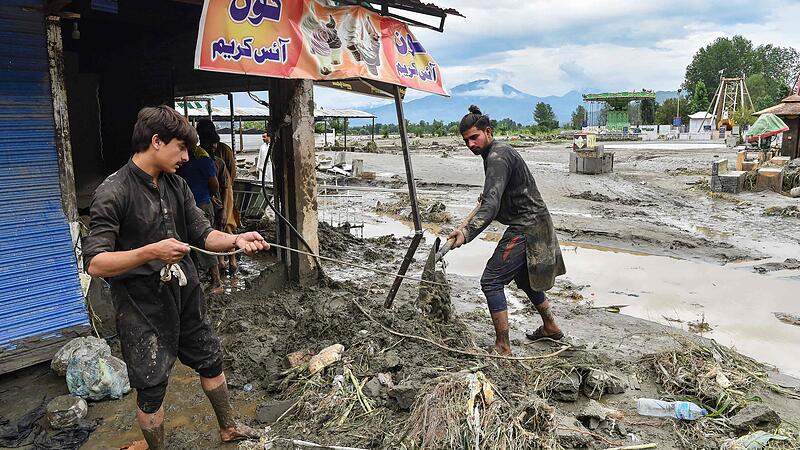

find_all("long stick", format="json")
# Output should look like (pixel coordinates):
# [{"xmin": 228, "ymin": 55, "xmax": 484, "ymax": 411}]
[
  {"xmin": 187, "ymin": 242, "xmax": 445, "ymax": 286},
  {"xmin": 352, "ymin": 298, "xmax": 570, "ymax": 361}
]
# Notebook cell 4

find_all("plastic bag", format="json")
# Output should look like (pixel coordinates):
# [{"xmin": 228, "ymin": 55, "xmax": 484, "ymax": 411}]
[
  {"xmin": 66, "ymin": 354, "xmax": 130, "ymax": 401},
  {"xmin": 51, "ymin": 337, "xmax": 110, "ymax": 377}
]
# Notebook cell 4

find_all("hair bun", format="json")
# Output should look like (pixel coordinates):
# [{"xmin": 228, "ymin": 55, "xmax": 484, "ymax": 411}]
[{"xmin": 468, "ymin": 105, "xmax": 482, "ymax": 115}]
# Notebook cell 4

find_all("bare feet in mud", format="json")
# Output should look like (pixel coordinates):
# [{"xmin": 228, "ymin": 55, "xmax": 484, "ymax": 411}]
[
  {"xmin": 493, "ymin": 343, "xmax": 513, "ymax": 356},
  {"xmin": 209, "ymin": 285, "xmax": 224, "ymax": 295},
  {"xmin": 219, "ymin": 424, "xmax": 262, "ymax": 443}
]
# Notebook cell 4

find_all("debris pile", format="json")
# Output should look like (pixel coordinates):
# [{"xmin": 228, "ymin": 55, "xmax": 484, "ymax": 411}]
[{"xmin": 375, "ymin": 194, "xmax": 452, "ymax": 223}]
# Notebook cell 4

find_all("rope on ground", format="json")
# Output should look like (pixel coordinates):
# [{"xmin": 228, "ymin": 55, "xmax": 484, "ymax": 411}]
[
  {"xmin": 352, "ymin": 298, "xmax": 571, "ymax": 361},
  {"xmin": 186, "ymin": 242, "xmax": 446, "ymax": 286}
]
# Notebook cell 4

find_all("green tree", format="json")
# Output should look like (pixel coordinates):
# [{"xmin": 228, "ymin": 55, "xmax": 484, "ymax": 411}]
[
  {"xmin": 641, "ymin": 99, "xmax": 656, "ymax": 124},
  {"xmin": 533, "ymin": 102, "xmax": 558, "ymax": 130},
  {"xmin": 570, "ymin": 105, "xmax": 586, "ymax": 129},
  {"xmin": 381, "ymin": 124, "xmax": 390, "ymax": 138},
  {"xmin": 655, "ymin": 98, "xmax": 689, "ymax": 125},
  {"xmin": 690, "ymin": 80, "xmax": 710, "ymax": 114},
  {"xmin": 683, "ymin": 35, "xmax": 759, "ymax": 97},
  {"xmin": 683, "ymin": 35, "xmax": 798, "ymax": 106},
  {"xmin": 731, "ymin": 107, "xmax": 756, "ymax": 128}
]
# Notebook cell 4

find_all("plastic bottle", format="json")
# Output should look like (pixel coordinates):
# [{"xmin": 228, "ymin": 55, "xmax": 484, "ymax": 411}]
[{"xmin": 637, "ymin": 398, "xmax": 707, "ymax": 420}]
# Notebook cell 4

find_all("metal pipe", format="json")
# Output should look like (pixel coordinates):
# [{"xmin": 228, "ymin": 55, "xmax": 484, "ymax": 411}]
[
  {"xmin": 385, "ymin": 84, "xmax": 423, "ymax": 308},
  {"xmin": 228, "ymin": 93, "xmax": 236, "ymax": 153}
]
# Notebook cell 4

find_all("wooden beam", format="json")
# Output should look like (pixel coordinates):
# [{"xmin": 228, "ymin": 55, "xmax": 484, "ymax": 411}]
[{"xmin": 46, "ymin": 16, "xmax": 82, "ymax": 271}]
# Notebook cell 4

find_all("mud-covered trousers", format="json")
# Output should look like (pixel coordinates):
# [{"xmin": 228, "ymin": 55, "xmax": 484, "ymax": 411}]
[
  {"xmin": 481, "ymin": 233, "xmax": 546, "ymax": 313},
  {"xmin": 110, "ymin": 258, "xmax": 224, "ymax": 413}
]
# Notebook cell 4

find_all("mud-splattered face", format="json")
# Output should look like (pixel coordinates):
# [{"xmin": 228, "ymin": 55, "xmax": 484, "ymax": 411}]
[
  {"xmin": 461, "ymin": 126, "xmax": 493, "ymax": 155},
  {"xmin": 153, "ymin": 136, "xmax": 189, "ymax": 173}
]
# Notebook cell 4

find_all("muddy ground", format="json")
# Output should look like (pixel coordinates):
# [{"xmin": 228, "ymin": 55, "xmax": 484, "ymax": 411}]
[{"xmin": 2, "ymin": 139, "xmax": 800, "ymax": 449}]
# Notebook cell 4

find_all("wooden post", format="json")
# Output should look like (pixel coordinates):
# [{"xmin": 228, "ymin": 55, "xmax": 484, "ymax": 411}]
[
  {"xmin": 343, "ymin": 118, "xmax": 348, "ymax": 149},
  {"xmin": 46, "ymin": 16, "xmax": 81, "ymax": 270},
  {"xmin": 371, "ymin": 117, "xmax": 375, "ymax": 142},
  {"xmin": 270, "ymin": 79, "xmax": 319, "ymax": 283}
]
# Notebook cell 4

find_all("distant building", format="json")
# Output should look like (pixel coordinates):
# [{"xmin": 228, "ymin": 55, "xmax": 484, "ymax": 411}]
[{"xmin": 689, "ymin": 112, "xmax": 715, "ymax": 132}]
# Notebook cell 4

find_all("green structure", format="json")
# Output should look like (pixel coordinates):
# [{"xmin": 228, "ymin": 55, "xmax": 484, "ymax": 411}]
[{"xmin": 583, "ymin": 91, "xmax": 656, "ymax": 131}]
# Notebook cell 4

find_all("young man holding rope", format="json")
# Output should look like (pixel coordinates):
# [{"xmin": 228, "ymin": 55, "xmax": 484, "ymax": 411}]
[
  {"xmin": 83, "ymin": 105, "xmax": 267, "ymax": 449},
  {"xmin": 448, "ymin": 105, "xmax": 566, "ymax": 356}
]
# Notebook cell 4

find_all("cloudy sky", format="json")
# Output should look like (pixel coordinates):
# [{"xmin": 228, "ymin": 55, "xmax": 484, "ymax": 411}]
[{"xmin": 226, "ymin": 0, "xmax": 800, "ymax": 110}]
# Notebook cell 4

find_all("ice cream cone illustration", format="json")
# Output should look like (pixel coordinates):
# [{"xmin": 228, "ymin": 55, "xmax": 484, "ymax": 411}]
[
  {"xmin": 302, "ymin": 13, "xmax": 333, "ymax": 75},
  {"xmin": 325, "ymin": 15, "xmax": 343, "ymax": 65},
  {"xmin": 346, "ymin": 16, "xmax": 381, "ymax": 75}
]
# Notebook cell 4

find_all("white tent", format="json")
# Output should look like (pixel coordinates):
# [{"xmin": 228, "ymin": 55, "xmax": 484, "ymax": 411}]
[{"xmin": 689, "ymin": 111, "xmax": 716, "ymax": 132}]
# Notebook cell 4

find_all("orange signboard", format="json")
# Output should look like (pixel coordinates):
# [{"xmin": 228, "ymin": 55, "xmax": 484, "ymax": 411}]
[{"xmin": 194, "ymin": 0, "xmax": 448, "ymax": 96}]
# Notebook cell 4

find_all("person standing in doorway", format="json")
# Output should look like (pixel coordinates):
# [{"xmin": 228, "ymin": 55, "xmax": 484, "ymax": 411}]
[{"xmin": 448, "ymin": 105, "xmax": 566, "ymax": 355}]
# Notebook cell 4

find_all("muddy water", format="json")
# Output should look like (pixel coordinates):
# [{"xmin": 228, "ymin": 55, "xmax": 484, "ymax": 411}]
[{"xmin": 364, "ymin": 216, "xmax": 800, "ymax": 377}]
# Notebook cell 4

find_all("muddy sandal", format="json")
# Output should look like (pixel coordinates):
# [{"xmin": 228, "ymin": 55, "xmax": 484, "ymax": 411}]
[
  {"xmin": 119, "ymin": 441, "xmax": 149, "ymax": 450},
  {"xmin": 525, "ymin": 326, "xmax": 564, "ymax": 342}
]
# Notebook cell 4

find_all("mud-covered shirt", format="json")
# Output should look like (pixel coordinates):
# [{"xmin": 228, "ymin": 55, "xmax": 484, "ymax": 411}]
[
  {"xmin": 83, "ymin": 159, "xmax": 214, "ymax": 279},
  {"xmin": 464, "ymin": 139, "xmax": 550, "ymax": 242}
]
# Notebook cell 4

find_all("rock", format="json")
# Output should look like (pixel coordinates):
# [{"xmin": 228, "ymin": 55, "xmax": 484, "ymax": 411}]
[
  {"xmin": 66, "ymin": 353, "xmax": 130, "ymax": 401},
  {"xmin": 555, "ymin": 413, "xmax": 593, "ymax": 448},
  {"xmin": 576, "ymin": 399, "xmax": 624, "ymax": 430},
  {"xmin": 46, "ymin": 395, "xmax": 87, "ymax": 429},
  {"xmin": 255, "ymin": 399, "xmax": 296, "ymax": 424},
  {"xmin": 389, "ymin": 383, "xmax": 418, "ymax": 410},
  {"xmin": 381, "ymin": 351, "xmax": 402, "ymax": 371},
  {"xmin": 729, "ymin": 403, "xmax": 781, "ymax": 432},
  {"xmin": 376, "ymin": 372, "xmax": 394, "ymax": 389},
  {"xmin": 363, "ymin": 377, "xmax": 385, "ymax": 399},
  {"xmin": 582, "ymin": 369, "xmax": 627, "ymax": 398},
  {"xmin": 51, "ymin": 337, "xmax": 111, "ymax": 377},
  {"xmin": 550, "ymin": 372, "xmax": 581, "ymax": 402}
]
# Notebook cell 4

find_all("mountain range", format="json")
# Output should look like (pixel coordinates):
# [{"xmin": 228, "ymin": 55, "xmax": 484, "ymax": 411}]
[{"xmin": 362, "ymin": 79, "xmax": 679, "ymax": 125}]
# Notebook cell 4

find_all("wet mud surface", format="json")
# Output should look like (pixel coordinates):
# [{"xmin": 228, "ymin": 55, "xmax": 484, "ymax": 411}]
[{"xmin": 1, "ymin": 140, "xmax": 799, "ymax": 449}]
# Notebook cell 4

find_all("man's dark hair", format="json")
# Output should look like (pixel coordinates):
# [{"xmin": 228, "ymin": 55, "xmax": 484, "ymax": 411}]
[
  {"xmin": 131, "ymin": 105, "xmax": 198, "ymax": 153},
  {"xmin": 458, "ymin": 105, "xmax": 491, "ymax": 134},
  {"xmin": 196, "ymin": 118, "xmax": 221, "ymax": 150}
]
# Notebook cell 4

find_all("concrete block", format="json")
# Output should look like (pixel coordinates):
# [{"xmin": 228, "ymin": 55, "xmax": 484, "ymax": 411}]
[
  {"xmin": 755, "ymin": 167, "xmax": 785, "ymax": 193},
  {"xmin": 712, "ymin": 159, "xmax": 729, "ymax": 176},
  {"xmin": 771, "ymin": 156, "xmax": 791, "ymax": 166},
  {"xmin": 711, "ymin": 171, "xmax": 746, "ymax": 194},
  {"xmin": 736, "ymin": 151, "xmax": 746, "ymax": 171},
  {"xmin": 742, "ymin": 161, "xmax": 760, "ymax": 171}
]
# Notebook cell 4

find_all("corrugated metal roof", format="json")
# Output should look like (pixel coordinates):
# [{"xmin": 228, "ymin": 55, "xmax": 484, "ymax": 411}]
[
  {"xmin": 0, "ymin": 0, "xmax": 89, "ymax": 355},
  {"xmin": 175, "ymin": 103, "xmax": 376, "ymax": 120}
]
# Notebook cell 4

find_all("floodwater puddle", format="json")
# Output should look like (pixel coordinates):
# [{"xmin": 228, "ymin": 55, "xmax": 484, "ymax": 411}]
[{"xmin": 362, "ymin": 215, "xmax": 800, "ymax": 377}]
